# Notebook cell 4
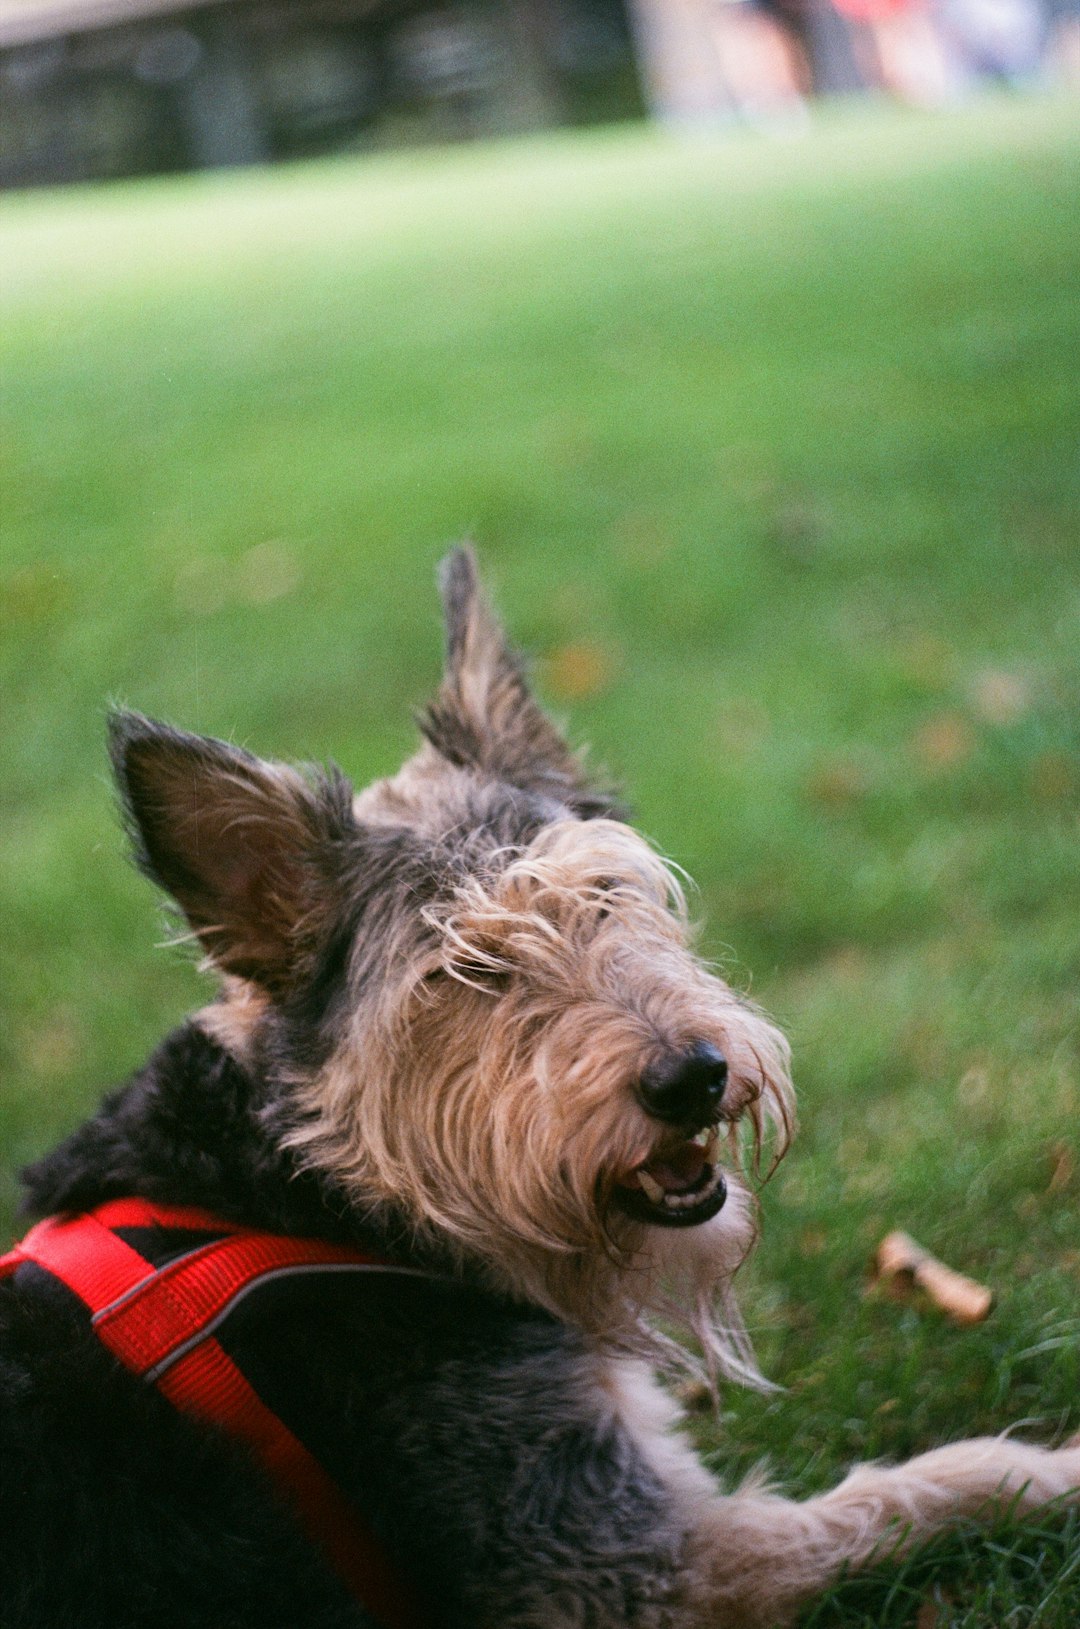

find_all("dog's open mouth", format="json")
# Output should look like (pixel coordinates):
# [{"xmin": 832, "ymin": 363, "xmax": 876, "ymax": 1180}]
[{"xmin": 614, "ymin": 1126, "xmax": 727, "ymax": 1228}]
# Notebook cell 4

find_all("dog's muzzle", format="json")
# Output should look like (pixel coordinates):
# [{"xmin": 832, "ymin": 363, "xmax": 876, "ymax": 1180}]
[
  {"xmin": 613, "ymin": 1042, "xmax": 731, "ymax": 1227},
  {"xmin": 613, "ymin": 1122, "xmax": 729, "ymax": 1228}
]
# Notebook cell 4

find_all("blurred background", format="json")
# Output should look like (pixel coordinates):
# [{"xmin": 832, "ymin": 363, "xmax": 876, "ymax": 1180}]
[
  {"xmin": 1, "ymin": 0, "xmax": 1078, "ymax": 187},
  {"xmin": 1, "ymin": 6, "xmax": 1079, "ymax": 1620}
]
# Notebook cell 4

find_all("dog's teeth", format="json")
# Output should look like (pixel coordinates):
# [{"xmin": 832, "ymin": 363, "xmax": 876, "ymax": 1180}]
[
  {"xmin": 692, "ymin": 1127, "xmax": 711, "ymax": 1148},
  {"xmin": 638, "ymin": 1170, "xmax": 666, "ymax": 1205}
]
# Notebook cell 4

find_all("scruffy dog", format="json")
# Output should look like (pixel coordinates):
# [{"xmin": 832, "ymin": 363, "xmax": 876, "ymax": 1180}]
[{"xmin": 2, "ymin": 549, "xmax": 1076, "ymax": 1629}]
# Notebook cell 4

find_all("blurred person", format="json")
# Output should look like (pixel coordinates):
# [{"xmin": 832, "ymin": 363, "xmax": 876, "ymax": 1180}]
[
  {"xmin": 831, "ymin": 0, "xmax": 958, "ymax": 99},
  {"xmin": 1042, "ymin": 0, "xmax": 1080, "ymax": 82},
  {"xmin": 939, "ymin": 0, "xmax": 1051, "ymax": 83},
  {"xmin": 710, "ymin": 0, "xmax": 813, "ymax": 124}
]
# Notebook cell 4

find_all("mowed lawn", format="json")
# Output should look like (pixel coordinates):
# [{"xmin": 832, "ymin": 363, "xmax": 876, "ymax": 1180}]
[{"xmin": 2, "ymin": 95, "xmax": 1078, "ymax": 1624}]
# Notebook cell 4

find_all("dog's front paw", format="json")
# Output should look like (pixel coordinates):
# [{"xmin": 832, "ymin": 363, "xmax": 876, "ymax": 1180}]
[
  {"xmin": 1049, "ymin": 1440, "xmax": 1080, "ymax": 1495},
  {"xmin": 997, "ymin": 1437, "xmax": 1080, "ymax": 1509}
]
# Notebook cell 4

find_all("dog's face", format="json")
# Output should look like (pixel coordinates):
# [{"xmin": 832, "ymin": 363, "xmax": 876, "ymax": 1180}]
[{"xmin": 112, "ymin": 550, "xmax": 792, "ymax": 1356}]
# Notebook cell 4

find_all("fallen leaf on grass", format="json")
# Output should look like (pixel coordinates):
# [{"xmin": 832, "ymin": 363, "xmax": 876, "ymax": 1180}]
[
  {"xmin": 1047, "ymin": 1141, "xmax": 1075, "ymax": 1194},
  {"xmin": 910, "ymin": 712, "xmax": 975, "ymax": 772},
  {"xmin": 545, "ymin": 640, "xmax": 617, "ymax": 701},
  {"xmin": 969, "ymin": 667, "xmax": 1031, "ymax": 725},
  {"xmin": 1, "ymin": 564, "xmax": 74, "ymax": 625},
  {"xmin": 872, "ymin": 1230, "xmax": 993, "ymax": 1326},
  {"xmin": 806, "ymin": 757, "xmax": 867, "ymax": 810},
  {"xmin": 915, "ymin": 1594, "xmax": 953, "ymax": 1629}
]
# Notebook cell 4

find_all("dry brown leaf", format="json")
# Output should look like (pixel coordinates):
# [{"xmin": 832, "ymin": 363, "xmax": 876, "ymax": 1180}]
[
  {"xmin": 806, "ymin": 758, "xmax": 867, "ymax": 810},
  {"xmin": 1048, "ymin": 1141, "xmax": 1075, "ymax": 1195},
  {"xmin": 872, "ymin": 1230, "xmax": 993, "ymax": 1325},
  {"xmin": 969, "ymin": 668, "xmax": 1031, "ymax": 726},
  {"xmin": 910, "ymin": 712, "xmax": 975, "ymax": 772},
  {"xmin": 545, "ymin": 641, "xmax": 616, "ymax": 701}
]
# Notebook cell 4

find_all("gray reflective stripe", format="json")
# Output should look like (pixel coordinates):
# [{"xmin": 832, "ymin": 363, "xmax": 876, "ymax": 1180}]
[
  {"xmin": 143, "ymin": 1261, "xmax": 435, "ymax": 1383},
  {"xmin": 91, "ymin": 1240, "xmax": 223, "ymax": 1325}
]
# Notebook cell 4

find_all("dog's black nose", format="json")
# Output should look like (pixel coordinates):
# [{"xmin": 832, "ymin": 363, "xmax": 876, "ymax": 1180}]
[{"xmin": 637, "ymin": 1042, "xmax": 729, "ymax": 1127}]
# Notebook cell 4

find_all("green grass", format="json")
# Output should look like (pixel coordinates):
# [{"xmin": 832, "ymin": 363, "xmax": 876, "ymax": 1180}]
[{"xmin": 2, "ymin": 95, "xmax": 1079, "ymax": 1625}]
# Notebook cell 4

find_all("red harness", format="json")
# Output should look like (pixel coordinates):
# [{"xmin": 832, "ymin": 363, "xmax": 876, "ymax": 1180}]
[{"xmin": 0, "ymin": 1198, "xmax": 425, "ymax": 1629}]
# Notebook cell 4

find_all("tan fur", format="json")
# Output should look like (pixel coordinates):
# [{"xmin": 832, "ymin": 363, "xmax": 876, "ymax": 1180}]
[
  {"xmin": 675, "ymin": 1435, "xmax": 1080, "ymax": 1625},
  {"xmin": 194, "ymin": 978, "xmax": 270, "ymax": 1067},
  {"xmin": 584, "ymin": 1357, "xmax": 1080, "ymax": 1626},
  {"xmin": 285, "ymin": 815, "xmax": 792, "ymax": 1386}
]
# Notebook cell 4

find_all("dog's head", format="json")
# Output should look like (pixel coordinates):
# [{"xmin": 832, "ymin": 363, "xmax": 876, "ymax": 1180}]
[{"xmin": 112, "ymin": 549, "xmax": 793, "ymax": 1380}]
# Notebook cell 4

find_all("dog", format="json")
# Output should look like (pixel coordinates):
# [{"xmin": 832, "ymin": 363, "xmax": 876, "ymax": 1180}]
[{"xmin": 1, "ymin": 547, "xmax": 1076, "ymax": 1629}]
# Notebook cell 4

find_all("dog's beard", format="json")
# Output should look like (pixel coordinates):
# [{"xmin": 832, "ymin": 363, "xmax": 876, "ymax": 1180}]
[
  {"xmin": 413, "ymin": 1159, "xmax": 768, "ymax": 1396},
  {"xmin": 631, "ymin": 1174, "xmax": 769, "ymax": 1391},
  {"xmin": 284, "ymin": 1012, "xmax": 784, "ymax": 1393}
]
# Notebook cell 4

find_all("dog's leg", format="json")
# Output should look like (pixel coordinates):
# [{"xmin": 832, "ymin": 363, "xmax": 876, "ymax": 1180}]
[{"xmin": 678, "ymin": 1436, "xmax": 1080, "ymax": 1627}]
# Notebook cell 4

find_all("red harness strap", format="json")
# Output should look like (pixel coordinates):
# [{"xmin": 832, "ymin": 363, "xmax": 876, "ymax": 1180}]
[{"xmin": 1, "ymin": 1200, "xmax": 425, "ymax": 1629}]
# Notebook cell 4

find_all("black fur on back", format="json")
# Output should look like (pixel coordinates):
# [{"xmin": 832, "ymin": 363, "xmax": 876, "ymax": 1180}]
[
  {"xmin": 5, "ymin": 1024, "xmax": 683, "ymax": 1629},
  {"xmin": 21, "ymin": 1022, "xmax": 340, "ymax": 1238}
]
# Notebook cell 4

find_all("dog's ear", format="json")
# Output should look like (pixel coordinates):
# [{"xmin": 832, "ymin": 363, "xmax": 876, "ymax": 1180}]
[
  {"xmin": 108, "ymin": 711, "xmax": 355, "ymax": 993},
  {"xmin": 418, "ymin": 545, "xmax": 619, "ymax": 817}
]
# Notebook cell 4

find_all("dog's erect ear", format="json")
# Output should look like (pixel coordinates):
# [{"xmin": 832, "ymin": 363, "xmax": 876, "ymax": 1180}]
[
  {"xmin": 418, "ymin": 546, "xmax": 618, "ymax": 816},
  {"xmin": 109, "ymin": 711, "xmax": 355, "ymax": 993}
]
